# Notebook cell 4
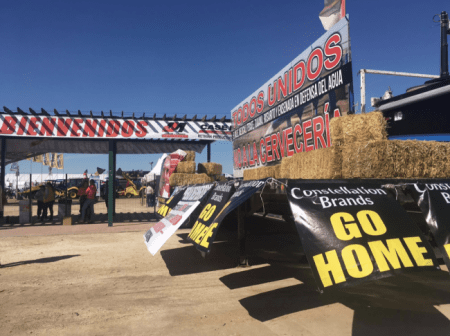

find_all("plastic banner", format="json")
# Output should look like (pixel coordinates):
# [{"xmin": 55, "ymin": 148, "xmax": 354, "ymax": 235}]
[
  {"xmin": 286, "ymin": 181, "xmax": 439, "ymax": 291},
  {"xmin": 156, "ymin": 185, "xmax": 188, "ymax": 217},
  {"xmin": 232, "ymin": 16, "xmax": 352, "ymax": 177},
  {"xmin": 0, "ymin": 115, "xmax": 232, "ymax": 141},
  {"xmin": 188, "ymin": 181, "xmax": 237, "ymax": 252},
  {"xmin": 144, "ymin": 183, "xmax": 214, "ymax": 255},
  {"xmin": 189, "ymin": 180, "xmax": 266, "ymax": 254},
  {"xmin": 408, "ymin": 181, "xmax": 450, "ymax": 271},
  {"xmin": 158, "ymin": 150, "xmax": 186, "ymax": 199}
]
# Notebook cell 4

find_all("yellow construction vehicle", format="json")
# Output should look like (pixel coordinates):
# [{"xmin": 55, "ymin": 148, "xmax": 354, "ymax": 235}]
[{"xmin": 118, "ymin": 173, "xmax": 145, "ymax": 198}]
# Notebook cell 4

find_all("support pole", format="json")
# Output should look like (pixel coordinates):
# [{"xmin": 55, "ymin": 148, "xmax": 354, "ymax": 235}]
[
  {"xmin": 237, "ymin": 204, "xmax": 248, "ymax": 267},
  {"xmin": 360, "ymin": 69, "xmax": 366, "ymax": 113},
  {"xmin": 0, "ymin": 138, "xmax": 6, "ymax": 219},
  {"xmin": 440, "ymin": 11, "xmax": 449, "ymax": 78},
  {"xmin": 108, "ymin": 140, "xmax": 116, "ymax": 227},
  {"xmin": 29, "ymin": 173, "xmax": 32, "ymax": 223},
  {"xmin": 207, "ymin": 143, "xmax": 211, "ymax": 163}
]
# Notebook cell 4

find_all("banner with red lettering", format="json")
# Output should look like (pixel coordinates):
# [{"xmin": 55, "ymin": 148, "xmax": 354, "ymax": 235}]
[
  {"xmin": 0, "ymin": 114, "xmax": 231, "ymax": 141},
  {"xmin": 232, "ymin": 16, "xmax": 352, "ymax": 177},
  {"xmin": 286, "ymin": 181, "xmax": 439, "ymax": 291}
]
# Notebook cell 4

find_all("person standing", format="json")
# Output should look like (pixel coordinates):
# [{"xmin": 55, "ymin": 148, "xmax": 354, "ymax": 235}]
[
  {"xmin": 35, "ymin": 185, "xmax": 45, "ymax": 220},
  {"xmin": 77, "ymin": 180, "xmax": 88, "ymax": 216},
  {"xmin": 42, "ymin": 182, "xmax": 55, "ymax": 222},
  {"xmin": 146, "ymin": 183, "xmax": 154, "ymax": 207},
  {"xmin": 81, "ymin": 180, "xmax": 97, "ymax": 223}
]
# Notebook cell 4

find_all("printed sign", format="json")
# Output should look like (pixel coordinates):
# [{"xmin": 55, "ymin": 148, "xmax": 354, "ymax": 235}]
[
  {"xmin": 232, "ymin": 16, "xmax": 353, "ymax": 177},
  {"xmin": 408, "ymin": 181, "xmax": 450, "ymax": 271},
  {"xmin": 0, "ymin": 114, "xmax": 232, "ymax": 141},
  {"xmin": 187, "ymin": 181, "xmax": 237, "ymax": 252},
  {"xmin": 144, "ymin": 183, "xmax": 214, "ymax": 255},
  {"xmin": 189, "ymin": 180, "xmax": 266, "ymax": 254},
  {"xmin": 158, "ymin": 150, "xmax": 186, "ymax": 199},
  {"xmin": 286, "ymin": 181, "xmax": 439, "ymax": 291},
  {"xmin": 157, "ymin": 185, "xmax": 188, "ymax": 217}
]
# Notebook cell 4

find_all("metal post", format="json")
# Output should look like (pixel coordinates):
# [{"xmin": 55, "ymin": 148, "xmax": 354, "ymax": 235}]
[
  {"xmin": 29, "ymin": 174, "xmax": 32, "ymax": 223},
  {"xmin": 207, "ymin": 143, "xmax": 211, "ymax": 162},
  {"xmin": 65, "ymin": 173, "xmax": 68, "ymax": 217},
  {"xmin": 440, "ymin": 11, "xmax": 449, "ymax": 78},
  {"xmin": 0, "ymin": 138, "xmax": 5, "ymax": 218},
  {"xmin": 360, "ymin": 69, "xmax": 366, "ymax": 113},
  {"xmin": 108, "ymin": 140, "xmax": 116, "ymax": 227},
  {"xmin": 237, "ymin": 204, "xmax": 248, "ymax": 267}
]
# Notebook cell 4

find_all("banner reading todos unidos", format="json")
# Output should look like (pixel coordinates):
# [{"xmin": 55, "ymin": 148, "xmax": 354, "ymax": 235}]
[
  {"xmin": 189, "ymin": 179, "xmax": 266, "ymax": 254},
  {"xmin": 408, "ymin": 181, "xmax": 450, "ymax": 271},
  {"xmin": 232, "ymin": 16, "xmax": 353, "ymax": 177},
  {"xmin": 187, "ymin": 181, "xmax": 237, "ymax": 252},
  {"xmin": 286, "ymin": 181, "xmax": 439, "ymax": 291},
  {"xmin": 144, "ymin": 183, "xmax": 214, "ymax": 255}
]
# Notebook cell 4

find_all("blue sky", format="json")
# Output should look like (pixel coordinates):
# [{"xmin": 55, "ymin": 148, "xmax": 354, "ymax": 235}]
[{"xmin": 0, "ymin": 0, "xmax": 447, "ymax": 175}]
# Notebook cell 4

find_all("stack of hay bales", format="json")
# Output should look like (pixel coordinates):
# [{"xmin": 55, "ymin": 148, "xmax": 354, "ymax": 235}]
[
  {"xmin": 169, "ymin": 154, "xmax": 224, "ymax": 186},
  {"xmin": 244, "ymin": 111, "xmax": 450, "ymax": 180}
]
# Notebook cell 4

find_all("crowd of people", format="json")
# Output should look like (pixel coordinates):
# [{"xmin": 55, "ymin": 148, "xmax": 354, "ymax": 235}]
[{"xmin": 31, "ymin": 179, "xmax": 155, "ymax": 223}]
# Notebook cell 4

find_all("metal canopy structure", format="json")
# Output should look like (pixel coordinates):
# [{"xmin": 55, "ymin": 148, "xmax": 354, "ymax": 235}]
[{"xmin": 0, "ymin": 107, "xmax": 232, "ymax": 225}]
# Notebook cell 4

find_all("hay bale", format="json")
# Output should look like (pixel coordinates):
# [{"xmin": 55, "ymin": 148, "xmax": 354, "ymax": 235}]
[
  {"xmin": 330, "ymin": 111, "xmax": 387, "ymax": 146},
  {"xmin": 289, "ymin": 146, "xmax": 342, "ymax": 179},
  {"xmin": 183, "ymin": 151, "xmax": 196, "ymax": 161},
  {"xmin": 175, "ymin": 161, "xmax": 196, "ymax": 174},
  {"xmin": 198, "ymin": 162, "xmax": 222, "ymax": 176},
  {"xmin": 243, "ymin": 165, "xmax": 281, "ymax": 180},
  {"xmin": 169, "ymin": 173, "xmax": 213, "ymax": 187},
  {"xmin": 216, "ymin": 175, "xmax": 227, "ymax": 182},
  {"xmin": 341, "ymin": 140, "xmax": 450, "ymax": 179},
  {"xmin": 280, "ymin": 156, "xmax": 293, "ymax": 178}
]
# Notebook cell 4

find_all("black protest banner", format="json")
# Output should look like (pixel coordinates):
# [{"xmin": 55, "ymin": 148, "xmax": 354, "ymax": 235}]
[
  {"xmin": 408, "ymin": 181, "xmax": 450, "ymax": 270},
  {"xmin": 189, "ymin": 179, "xmax": 266, "ymax": 254},
  {"xmin": 286, "ymin": 181, "xmax": 439, "ymax": 291},
  {"xmin": 157, "ymin": 186, "xmax": 188, "ymax": 218},
  {"xmin": 187, "ymin": 181, "xmax": 237, "ymax": 252},
  {"xmin": 145, "ymin": 183, "xmax": 214, "ymax": 255}
]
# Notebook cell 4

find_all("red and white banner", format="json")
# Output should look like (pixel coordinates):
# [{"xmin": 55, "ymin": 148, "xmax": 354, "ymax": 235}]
[
  {"xmin": 0, "ymin": 114, "xmax": 232, "ymax": 141},
  {"xmin": 232, "ymin": 17, "xmax": 352, "ymax": 177}
]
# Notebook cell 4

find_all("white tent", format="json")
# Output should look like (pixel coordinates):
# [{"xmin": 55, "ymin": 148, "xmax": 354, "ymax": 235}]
[{"xmin": 142, "ymin": 154, "xmax": 168, "ymax": 183}]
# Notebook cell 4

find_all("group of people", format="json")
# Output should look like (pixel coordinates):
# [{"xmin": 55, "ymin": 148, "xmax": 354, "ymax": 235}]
[
  {"xmin": 35, "ymin": 179, "xmax": 97, "ymax": 223},
  {"xmin": 35, "ymin": 183, "xmax": 56, "ymax": 222}
]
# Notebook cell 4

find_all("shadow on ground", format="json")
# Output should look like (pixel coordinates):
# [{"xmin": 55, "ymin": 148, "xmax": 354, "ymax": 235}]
[
  {"xmin": 220, "ymin": 263, "xmax": 450, "ymax": 336},
  {"xmin": 1, "ymin": 254, "xmax": 80, "ymax": 268}
]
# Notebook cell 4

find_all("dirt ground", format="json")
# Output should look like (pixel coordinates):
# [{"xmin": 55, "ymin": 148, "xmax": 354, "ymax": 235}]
[{"xmin": 2, "ymin": 223, "xmax": 450, "ymax": 336}]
